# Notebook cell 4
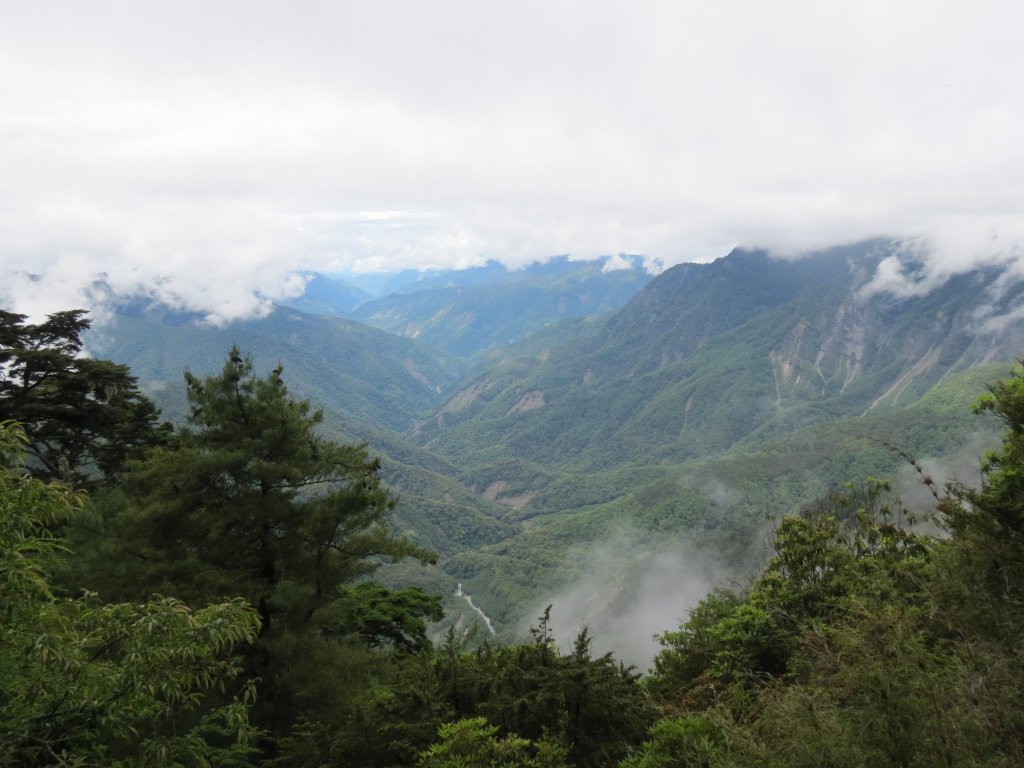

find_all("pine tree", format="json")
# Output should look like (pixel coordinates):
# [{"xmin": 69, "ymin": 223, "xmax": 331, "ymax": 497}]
[
  {"xmin": 78, "ymin": 347, "xmax": 436, "ymax": 736},
  {"xmin": 0, "ymin": 309, "xmax": 169, "ymax": 486}
]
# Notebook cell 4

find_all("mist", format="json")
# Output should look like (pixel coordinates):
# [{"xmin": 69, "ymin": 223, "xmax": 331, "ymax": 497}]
[
  {"xmin": 528, "ymin": 528, "xmax": 765, "ymax": 671},
  {"xmin": 891, "ymin": 430, "xmax": 1002, "ymax": 522}
]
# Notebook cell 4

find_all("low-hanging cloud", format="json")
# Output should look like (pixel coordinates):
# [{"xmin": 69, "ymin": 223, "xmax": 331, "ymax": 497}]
[
  {"xmin": 527, "ymin": 526, "xmax": 760, "ymax": 671},
  {"xmin": 2, "ymin": 1, "xmax": 1023, "ymax": 321},
  {"xmin": 890, "ymin": 431, "xmax": 1002, "ymax": 522},
  {"xmin": 2, "ymin": 197, "xmax": 313, "ymax": 324},
  {"xmin": 858, "ymin": 222, "xmax": 1024, "ymax": 301}
]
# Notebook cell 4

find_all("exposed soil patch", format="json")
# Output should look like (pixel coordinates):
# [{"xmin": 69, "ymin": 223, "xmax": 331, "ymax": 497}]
[
  {"xmin": 506, "ymin": 390, "xmax": 545, "ymax": 416},
  {"xmin": 498, "ymin": 492, "xmax": 534, "ymax": 510},
  {"xmin": 403, "ymin": 358, "xmax": 433, "ymax": 388},
  {"xmin": 444, "ymin": 380, "xmax": 489, "ymax": 412},
  {"xmin": 483, "ymin": 481, "xmax": 507, "ymax": 500}
]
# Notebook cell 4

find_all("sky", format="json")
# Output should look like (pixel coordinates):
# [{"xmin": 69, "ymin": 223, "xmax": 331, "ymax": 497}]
[{"xmin": 2, "ymin": 1, "xmax": 1023, "ymax": 322}]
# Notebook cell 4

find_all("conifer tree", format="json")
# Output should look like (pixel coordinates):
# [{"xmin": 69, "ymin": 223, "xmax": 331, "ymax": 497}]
[
  {"xmin": 111, "ymin": 347, "xmax": 431, "ymax": 623},
  {"xmin": 0, "ymin": 309, "xmax": 169, "ymax": 486},
  {"xmin": 80, "ymin": 346, "xmax": 436, "ymax": 735}
]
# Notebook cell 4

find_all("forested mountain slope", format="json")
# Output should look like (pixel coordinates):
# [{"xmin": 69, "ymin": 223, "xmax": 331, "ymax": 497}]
[
  {"xmin": 84, "ymin": 242, "xmax": 1024, "ymax": 641},
  {"xmin": 91, "ymin": 305, "xmax": 463, "ymax": 433},
  {"xmin": 418, "ymin": 242, "xmax": 1024, "ymax": 479},
  {"xmin": 349, "ymin": 256, "xmax": 653, "ymax": 360},
  {"xmin": 444, "ymin": 364, "xmax": 1007, "ymax": 642},
  {"xmin": 276, "ymin": 271, "xmax": 372, "ymax": 316},
  {"xmin": 401, "ymin": 241, "xmax": 1024, "ymax": 633}
]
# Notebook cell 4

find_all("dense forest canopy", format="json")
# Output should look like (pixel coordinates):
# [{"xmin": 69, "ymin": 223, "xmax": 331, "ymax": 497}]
[{"xmin": 2, "ymin": 309, "xmax": 1024, "ymax": 766}]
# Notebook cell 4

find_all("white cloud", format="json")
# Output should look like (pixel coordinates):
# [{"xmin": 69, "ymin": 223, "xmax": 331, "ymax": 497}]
[
  {"xmin": 2, "ymin": 1, "xmax": 1023, "ymax": 320},
  {"xmin": 858, "ymin": 220, "xmax": 1024, "ymax": 299},
  {"xmin": 601, "ymin": 254, "xmax": 634, "ymax": 273},
  {"xmin": 531, "ymin": 526, "xmax": 751, "ymax": 669}
]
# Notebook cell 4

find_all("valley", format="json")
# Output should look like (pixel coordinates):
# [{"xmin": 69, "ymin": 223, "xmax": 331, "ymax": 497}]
[
  {"xmin": 7, "ymin": 8, "xmax": 1023, "ymax": 762},
  {"xmin": 85, "ymin": 240, "xmax": 1021, "ymax": 656}
]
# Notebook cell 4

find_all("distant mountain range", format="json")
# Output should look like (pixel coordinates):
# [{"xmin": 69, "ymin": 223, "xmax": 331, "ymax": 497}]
[
  {"xmin": 415, "ymin": 241, "xmax": 1024, "ymax": 474},
  {"xmin": 279, "ymin": 256, "xmax": 654, "ymax": 360},
  {"xmin": 276, "ymin": 272, "xmax": 373, "ymax": 316},
  {"xmin": 84, "ymin": 243, "xmax": 1024, "ymax": 641}
]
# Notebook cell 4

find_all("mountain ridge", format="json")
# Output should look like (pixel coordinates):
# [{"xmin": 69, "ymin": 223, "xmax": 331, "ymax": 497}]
[
  {"xmin": 415, "ymin": 242, "xmax": 1024, "ymax": 481},
  {"xmin": 78, "ymin": 240, "xmax": 1024, "ymax": 637}
]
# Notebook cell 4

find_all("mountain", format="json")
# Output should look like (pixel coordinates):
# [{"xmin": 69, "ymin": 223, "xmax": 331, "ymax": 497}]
[
  {"xmin": 399, "ymin": 241, "xmax": 1024, "ymax": 634},
  {"xmin": 348, "ymin": 256, "xmax": 654, "ymax": 360},
  {"xmin": 416, "ymin": 241, "xmax": 1024, "ymax": 478},
  {"xmin": 337, "ymin": 256, "xmax": 647, "ymax": 296},
  {"xmin": 439, "ymin": 362, "xmax": 1009, "ymax": 640},
  {"xmin": 80, "ymin": 241, "xmax": 1024, "ymax": 641},
  {"xmin": 328, "ymin": 268, "xmax": 427, "ymax": 298},
  {"xmin": 88, "ymin": 305, "xmax": 462, "ymax": 433},
  {"xmin": 87, "ymin": 305, "xmax": 520, "ymax": 627},
  {"xmin": 277, "ymin": 272, "xmax": 372, "ymax": 316}
]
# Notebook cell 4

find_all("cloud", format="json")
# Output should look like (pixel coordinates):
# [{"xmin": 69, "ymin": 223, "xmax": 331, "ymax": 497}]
[
  {"xmin": 1, "ymin": 197, "xmax": 313, "ymax": 325},
  {"xmin": 891, "ymin": 432, "xmax": 1002, "ymax": 521},
  {"xmin": 601, "ymin": 254, "xmax": 634, "ymax": 273},
  {"xmin": 529, "ymin": 526, "xmax": 754, "ymax": 670},
  {"xmin": 2, "ymin": 1, "xmax": 1023, "ymax": 320},
  {"xmin": 858, "ymin": 222, "xmax": 1024, "ymax": 300}
]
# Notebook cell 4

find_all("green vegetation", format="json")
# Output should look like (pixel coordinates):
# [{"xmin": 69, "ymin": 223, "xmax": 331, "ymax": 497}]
[
  {"xmin": 628, "ymin": 369, "xmax": 1024, "ymax": 764},
  {"xmin": 440, "ymin": 365, "xmax": 1006, "ymax": 629},
  {"xmin": 65, "ymin": 346, "xmax": 441, "ymax": 743},
  {"xmin": 0, "ymin": 423, "xmax": 260, "ymax": 767},
  {"xmin": 414, "ymin": 247, "xmax": 1017, "ymax": 491},
  {"xmin": 0, "ymin": 310, "xmax": 170, "ymax": 486},
  {"xmin": 1, "ymin": 322, "xmax": 660, "ymax": 764},
  {"xmin": 5, "ymin": 336, "xmax": 1024, "ymax": 766},
  {"xmin": 96, "ymin": 305, "xmax": 463, "ymax": 432},
  {"xmin": 92, "ymin": 248, "xmax": 1024, "ymax": 633},
  {"xmin": 350, "ymin": 256, "xmax": 652, "ymax": 361},
  {"xmin": 417, "ymin": 717, "xmax": 567, "ymax": 768},
  {"xmin": 8, "ymin": 240, "xmax": 1024, "ymax": 766}
]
